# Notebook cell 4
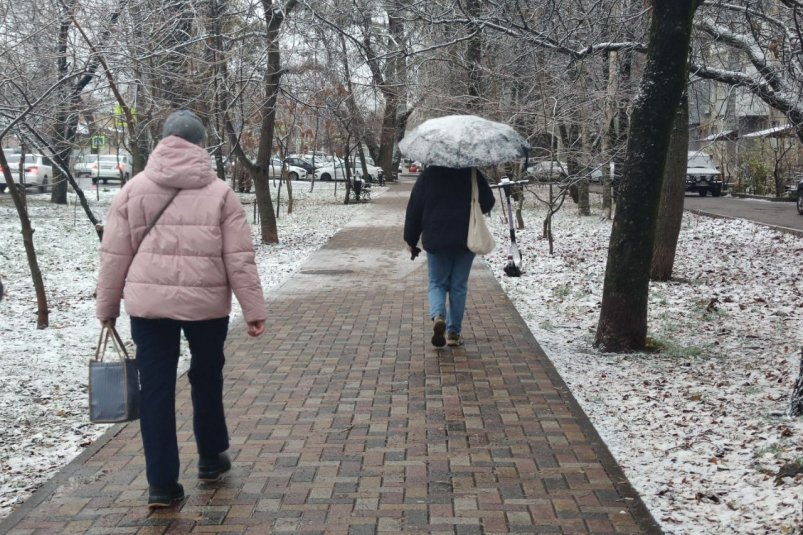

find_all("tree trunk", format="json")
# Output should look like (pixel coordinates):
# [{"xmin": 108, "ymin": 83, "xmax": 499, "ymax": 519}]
[
  {"xmin": 577, "ymin": 179, "xmax": 590, "ymax": 215},
  {"xmin": 50, "ymin": 0, "xmax": 75, "ymax": 206},
  {"xmin": 594, "ymin": 0, "xmax": 698, "ymax": 352},
  {"xmin": 363, "ymin": 2, "xmax": 405, "ymax": 182},
  {"xmin": 514, "ymin": 189, "xmax": 525, "ymax": 230},
  {"xmin": 391, "ymin": 107, "xmax": 415, "ymax": 183},
  {"xmin": 0, "ymin": 149, "xmax": 49, "ymax": 328},
  {"xmin": 602, "ymin": 51, "xmax": 619, "ymax": 219},
  {"xmin": 466, "ymin": 0, "xmax": 482, "ymax": 111},
  {"xmin": 651, "ymin": 93, "xmax": 689, "ymax": 281},
  {"xmin": 791, "ymin": 348, "xmax": 803, "ymax": 417},
  {"xmin": 247, "ymin": 0, "xmax": 297, "ymax": 244},
  {"xmin": 377, "ymin": 94, "xmax": 398, "ymax": 184},
  {"xmin": 611, "ymin": 48, "xmax": 633, "ymax": 205},
  {"xmin": 45, "ymin": 3, "xmax": 126, "ymax": 205}
]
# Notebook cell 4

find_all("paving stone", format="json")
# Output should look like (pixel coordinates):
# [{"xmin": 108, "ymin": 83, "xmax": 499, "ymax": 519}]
[{"xmin": 0, "ymin": 182, "xmax": 658, "ymax": 535}]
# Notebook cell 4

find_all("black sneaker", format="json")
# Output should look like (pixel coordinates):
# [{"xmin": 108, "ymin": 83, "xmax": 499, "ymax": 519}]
[
  {"xmin": 198, "ymin": 452, "xmax": 232, "ymax": 481},
  {"xmin": 147, "ymin": 482, "xmax": 184, "ymax": 508},
  {"xmin": 431, "ymin": 316, "xmax": 446, "ymax": 348}
]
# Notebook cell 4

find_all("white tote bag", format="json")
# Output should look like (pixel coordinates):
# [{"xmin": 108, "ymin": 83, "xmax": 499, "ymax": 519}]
[{"xmin": 466, "ymin": 169, "xmax": 496, "ymax": 255}]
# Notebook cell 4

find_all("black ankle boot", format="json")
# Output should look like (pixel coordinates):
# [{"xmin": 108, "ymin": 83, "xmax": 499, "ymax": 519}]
[
  {"xmin": 148, "ymin": 482, "xmax": 184, "ymax": 508},
  {"xmin": 198, "ymin": 452, "xmax": 232, "ymax": 481}
]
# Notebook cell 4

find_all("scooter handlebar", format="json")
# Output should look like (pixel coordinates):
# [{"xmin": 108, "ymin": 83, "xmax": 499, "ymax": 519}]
[{"xmin": 489, "ymin": 178, "xmax": 531, "ymax": 189}]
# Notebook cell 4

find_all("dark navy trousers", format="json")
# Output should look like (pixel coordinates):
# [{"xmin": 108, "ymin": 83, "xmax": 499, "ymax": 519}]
[{"xmin": 130, "ymin": 316, "xmax": 230, "ymax": 487}]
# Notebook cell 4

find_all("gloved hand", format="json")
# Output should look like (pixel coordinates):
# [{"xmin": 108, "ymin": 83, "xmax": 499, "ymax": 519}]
[{"xmin": 406, "ymin": 244, "xmax": 421, "ymax": 260}]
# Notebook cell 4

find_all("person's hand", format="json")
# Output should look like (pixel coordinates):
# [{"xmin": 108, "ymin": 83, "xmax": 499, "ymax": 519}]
[
  {"xmin": 406, "ymin": 243, "xmax": 421, "ymax": 260},
  {"xmin": 247, "ymin": 320, "xmax": 265, "ymax": 337},
  {"xmin": 100, "ymin": 318, "xmax": 116, "ymax": 328}
]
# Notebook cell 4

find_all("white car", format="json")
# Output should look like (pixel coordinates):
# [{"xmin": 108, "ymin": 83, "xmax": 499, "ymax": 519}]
[
  {"xmin": 526, "ymin": 161, "xmax": 568, "ymax": 181},
  {"xmin": 313, "ymin": 160, "xmax": 382, "ymax": 182},
  {"xmin": 75, "ymin": 154, "xmax": 133, "ymax": 184},
  {"xmin": 526, "ymin": 160, "xmax": 605, "ymax": 183},
  {"xmin": 269, "ymin": 159, "xmax": 307, "ymax": 181},
  {"xmin": 0, "ymin": 153, "xmax": 53, "ymax": 193}
]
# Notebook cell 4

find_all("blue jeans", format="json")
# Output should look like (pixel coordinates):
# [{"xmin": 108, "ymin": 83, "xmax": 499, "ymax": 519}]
[
  {"xmin": 130, "ymin": 316, "xmax": 230, "ymax": 487},
  {"xmin": 427, "ymin": 250, "xmax": 475, "ymax": 334}
]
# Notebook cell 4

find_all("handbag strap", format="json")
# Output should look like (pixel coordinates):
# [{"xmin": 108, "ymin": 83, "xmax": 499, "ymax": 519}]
[
  {"xmin": 94, "ymin": 325, "xmax": 132, "ymax": 362},
  {"xmin": 470, "ymin": 168, "xmax": 480, "ymax": 208},
  {"xmin": 134, "ymin": 189, "xmax": 180, "ymax": 256}
]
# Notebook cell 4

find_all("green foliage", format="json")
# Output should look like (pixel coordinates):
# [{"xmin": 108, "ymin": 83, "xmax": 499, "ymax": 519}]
[
  {"xmin": 552, "ymin": 283, "xmax": 571, "ymax": 298},
  {"xmin": 644, "ymin": 336, "xmax": 706, "ymax": 359},
  {"xmin": 738, "ymin": 150, "xmax": 772, "ymax": 195}
]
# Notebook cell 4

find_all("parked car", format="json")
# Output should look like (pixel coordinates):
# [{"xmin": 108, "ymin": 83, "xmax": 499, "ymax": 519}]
[
  {"xmin": 0, "ymin": 153, "xmax": 53, "ymax": 192},
  {"xmin": 526, "ymin": 161, "xmax": 568, "ymax": 182},
  {"xmin": 74, "ymin": 155, "xmax": 101, "ymax": 178},
  {"xmin": 587, "ymin": 164, "xmax": 606, "ymax": 183},
  {"xmin": 686, "ymin": 151, "xmax": 722, "ymax": 197},
  {"xmin": 284, "ymin": 157, "xmax": 316, "ymax": 175},
  {"xmin": 301, "ymin": 152, "xmax": 330, "ymax": 163},
  {"xmin": 76, "ymin": 153, "xmax": 133, "ymax": 184},
  {"xmin": 796, "ymin": 177, "xmax": 803, "ymax": 215},
  {"xmin": 270, "ymin": 158, "xmax": 307, "ymax": 180},
  {"xmin": 314, "ymin": 159, "xmax": 382, "ymax": 182},
  {"xmin": 356, "ymin": 158, "xmax": 384, "ymax": 182}
]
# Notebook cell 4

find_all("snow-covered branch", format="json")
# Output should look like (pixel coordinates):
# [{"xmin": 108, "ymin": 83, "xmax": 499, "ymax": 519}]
[
  {"xmin": 689, "ymin": 62, "xmax": 803, "ymax": 142},
  {"xmin": 696, "ymin": 17, "xmax": 792, "ymax": 94}
]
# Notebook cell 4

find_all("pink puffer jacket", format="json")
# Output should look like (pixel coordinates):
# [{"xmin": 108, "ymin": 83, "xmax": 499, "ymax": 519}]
[{"xmin": 96, "ymin": 136, "xmax": 266, "ymax": 323}]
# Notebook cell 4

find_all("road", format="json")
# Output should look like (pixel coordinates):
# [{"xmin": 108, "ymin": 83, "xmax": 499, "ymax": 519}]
[
  {"xmin": 683, "ymin": 194, "xmax": 803, "ymax": 234},
  {"xmin": 587, "ymin": 183, "xmax": 803, "ymax": 234}
]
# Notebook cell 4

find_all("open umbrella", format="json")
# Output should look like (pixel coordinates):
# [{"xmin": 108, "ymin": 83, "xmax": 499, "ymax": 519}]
[{"xmin": 399, "ymin": 115, "xmax": 529, "ymax": 168}]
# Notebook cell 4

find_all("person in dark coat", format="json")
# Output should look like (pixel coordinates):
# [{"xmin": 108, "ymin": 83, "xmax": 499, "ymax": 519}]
[{"xmin": 404, "ymin": 166, "xmax": 495, "ymax": 347}]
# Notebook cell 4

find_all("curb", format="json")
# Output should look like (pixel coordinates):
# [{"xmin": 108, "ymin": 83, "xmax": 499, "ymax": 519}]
[
  {"xmin": 0, "ymin": 422, "xmax": 129, "ymax": 533},
  {"xmin": 728, "ymin": 192, "xmax": 796, "ymax": 202},
  {"xmin": 687, "ymin": 209, "xmax": 803, "ymax": 238}
]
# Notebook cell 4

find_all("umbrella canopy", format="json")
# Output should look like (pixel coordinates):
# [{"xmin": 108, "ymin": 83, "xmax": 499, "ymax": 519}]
[{"xmin": 398, "ymin": 115, "xmax": 529, "ymax": 168}]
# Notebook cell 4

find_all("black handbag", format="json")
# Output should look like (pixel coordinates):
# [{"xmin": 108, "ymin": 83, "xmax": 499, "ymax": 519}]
[{"xmin": 89, "ymin": 325, "xmax": 140, "ymax": 423}]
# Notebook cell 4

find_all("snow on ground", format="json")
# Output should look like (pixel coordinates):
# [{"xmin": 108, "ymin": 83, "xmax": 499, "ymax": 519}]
[
  {"xmin": 2, "ymin": 179, "xmax": 802, "ymax": 533},
  {"xmin": 0, "ymin": 180, "xmax": 381, "ymax": 519},
  {"xmin": 487, "ymin": 188, "xmax": 803, "ymax": 535}
]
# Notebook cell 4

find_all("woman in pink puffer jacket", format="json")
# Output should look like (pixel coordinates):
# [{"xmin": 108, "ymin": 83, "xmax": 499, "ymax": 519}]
[{"xmin": 96, "ymin": 110, "xmax": 266, "ymax": 508}]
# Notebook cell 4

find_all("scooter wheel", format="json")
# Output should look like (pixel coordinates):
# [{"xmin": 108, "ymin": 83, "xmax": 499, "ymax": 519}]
[{"xmin": 504, "ymin": 264, "xmax": 522, "ymax": 277}]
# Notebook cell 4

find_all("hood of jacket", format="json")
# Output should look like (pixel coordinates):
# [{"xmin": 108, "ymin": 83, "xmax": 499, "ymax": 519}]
[{"xmin": 145, "ymin": 135, "xmax": 217, "ymax": 190}]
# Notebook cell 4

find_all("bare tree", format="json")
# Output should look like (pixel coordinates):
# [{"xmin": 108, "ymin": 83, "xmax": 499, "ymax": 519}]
[
  {"xmin": 691, "ymin": 1, "xmax": 803, "ymax": 143},
  {"xmin": 595, "ymin": 1, "xmax": 701, "ymax": 352},
  {"xmin": 651, "ymin": 93, "xmax": 689, "ymax": 281}
]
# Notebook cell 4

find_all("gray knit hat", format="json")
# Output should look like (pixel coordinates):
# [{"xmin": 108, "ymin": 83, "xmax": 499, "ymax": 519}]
[{"xmin": 162, "ymin": 110, "xmax": 206, "ymax": 144}]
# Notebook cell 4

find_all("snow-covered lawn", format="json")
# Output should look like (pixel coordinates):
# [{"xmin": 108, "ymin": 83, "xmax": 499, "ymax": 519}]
[
  {"xmin": 488, "ymin": 191, "xmax": 803, "ymax": 535},
  {"xmin": 0, "ymin": 181, "xmax": 380, "ymax": 518},
  {"xmin": 2, "ymin": 181, "xmax": 801, "ymax": 534}
]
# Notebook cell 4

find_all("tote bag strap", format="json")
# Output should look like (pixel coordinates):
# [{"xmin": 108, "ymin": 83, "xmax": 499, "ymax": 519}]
[{"xmin": 94, "ymin": 325, "xmax": 132, "ymax": 362}]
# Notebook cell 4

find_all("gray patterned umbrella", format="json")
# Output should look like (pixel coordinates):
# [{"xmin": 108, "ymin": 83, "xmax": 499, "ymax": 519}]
[{"xmin": 398, "ymin": 115, "xmax": 529, "ymax": 168}]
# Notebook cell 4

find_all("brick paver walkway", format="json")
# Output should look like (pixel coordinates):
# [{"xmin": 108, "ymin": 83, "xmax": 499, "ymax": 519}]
[{"xmin": 2, "ymin": 181, "xmax": 660, "ymax": 534}]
